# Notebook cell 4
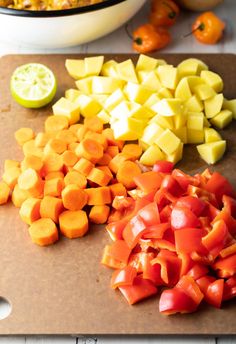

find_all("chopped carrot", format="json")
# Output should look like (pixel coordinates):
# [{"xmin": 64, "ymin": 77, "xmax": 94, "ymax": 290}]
[
  {"xmin": 68, "ymin": 142, "xmax": 79, "ymax": 152},
  {"xmin": 109, "ymin": 153, "xmax": 132, "ymax": 174},
  {"xmin": 2, "ymin": 166, "xmax": 21, "ymax": 189},
  {"xmin": 87, "ymin": 167, "xmax": 112, "ymax": 186},
  {"xmin": 85, "ymin": 186, "xmax": 111, "ymax": 205},
  {"xmin": 43, "ymin": 153, "xmax": 64, "ymax": 174},
  {"xmin": 122, "ymin": 144, "xmax": 142, "ymax": 160},
  {"xmin": 18, "ymin": 168, "xmax": 44, "ymax": 197},
  {"xmin": 97, "ymin": 165, "xmax": 113, "ymax": 179},
  {"xmin": 62, "ymin": 184, "xmax": 88, "ymax": 210},
  {"xmin": 97, "ymin": 153, "xmax": 112, "ymax": 166},
  {"xmin": 117, "ymin": 161, "xmax": 142, "ymax": 189},
  {"xmin": 89, "ymin": 205, "xmax": 110, "ymax": 224},
  {"xmin": 44, "ymin": 138, "xmax": 67, "ymax": 155},
  {"xmin": 56, "ymin": 129, "xmax": 77, "ymax": 144},
  {"xmin": 14, "ymin": 127, "xmax": 35, "ymax": 146},
  {"xmin": 84, "ymin": 131, "xmax": 108, "ymax": 150},
  {"xmin": 23, "ymin": 140, "xmax": 43, "ymax": 158},
  {"xmin": 76, "ymin": 126, "xmax": 89, "ymax": 142},
  {"xmin": 45, "ymin": 115, "xmax": 69, "ymax": 132},
  {"xmin": 12, "ymin": 184, "xmax": 29, "ymax": 208},
  {"xmin": 35, "ymin": 132, "xmax": 54, "ymax": 147},
  {"xmin": 0, "ymin": 181, "xmax": 10, "ymax": 205},
  {"xmin": 73, "ymin": 158, "xmax": 94, "ymax": 176},
  {"xmin": 40, "ymin": 196, "xmax": 64, "ymax": 223},
  {"xmin": 102, "ymin": 128, "xmax": 124, "ymax": 150},
  {"xmin": 44, "ymin": 177, "xmax": 64, "ymax": 197},
  {"xmin": 84, "ymin": 116, "xmax": 103, "ymax": 133},
  {"xmin": 45, "ymin": 171, "xmax": 64, "ymax": 180},
  {"xmin": 69, "ymin": 123, "xmax": 83, "ymax": 135},
  {"xmin": 64, "ymin": 166, "xmax": 74, "ymax": 174},
  {"xmin": 29, "ymin": 218, "xmax": 58, "ymax": 246},
  {"xmin": 4, "ymin": 159, "xmax": 20, "ymax": 171},
  {"xmin": 106, "ymin": 146, "xmax": 119, "ymax": 158},
  {"xmin": 21, "ymin": 155, "xmax": 43, "ymax": 173},
  {"xmin": 19, "ymin": 197, "xmax": 41, "ymax": 225},
  {"xmin": 75, "ymin": 138, "xmax": 104, "ymax": 164},
  {"xmin": 59, "ymin": 209, "xmax": 88, "ymax": 238},
  {"xmin": 109, "ymin": 183, "xmax": 127, "ymax": 199},
  {"xmin": 61, "ymin": 150, "xmax": 78, "ymax": 167},
  {"xmin": 64, "ymin": 171, "xmax": 87, "ymax": 189}
]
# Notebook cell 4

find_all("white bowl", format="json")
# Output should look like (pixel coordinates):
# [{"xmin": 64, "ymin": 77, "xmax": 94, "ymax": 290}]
[{"xmin": 0, "ymin": 0, "xmax": 146, "ymax": 48}]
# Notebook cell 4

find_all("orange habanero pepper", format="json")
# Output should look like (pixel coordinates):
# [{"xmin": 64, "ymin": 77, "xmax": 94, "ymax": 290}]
[
  {"xmin": 192, "ymin": 11, "xmax": 225, "ymax": 45},
  {"xmin": 150, "ymin": 0, "xmax": 180, "ymax": 27}
]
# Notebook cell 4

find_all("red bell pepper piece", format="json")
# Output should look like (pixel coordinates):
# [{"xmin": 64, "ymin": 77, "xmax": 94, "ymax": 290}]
[
  {"xmin": 160, "ymin": 205, "xmax": 172, "ymax": 223},
  {"xmin": 205, "ymin": 203, "xmax": 220, "ymax": 221},
  {"xmin": 101, "ymin": 240, "xmax": 131, "ymax": 269},
  {"xmin": 205, "ymin": 172, "xmax": 235, "ymax": 204},
  {"xmin": 111, "ymin": 266, "xmax": 137, "ymax": 289},
  {"xmin": 153, "ymin": 161, "xmax": 174, "ymax": 173},
  {"xmin": 106, "ymin": 218, "xmax": 129, "ymax": 241},
  {"xmin": 212, "ymin": 209, "xmax": 236, "ymax": 236},
  {"xmin": 175, "ymin": 196, "xmax": 206, "ymax": 217},
  {"xmin": 142, "ymin": 223, "xmax": 170, "ymax": 239},
  {"xmin": 123, "ymin": 215, "xmax": 147, "ymax": 249},
  {"xmin": 176, "ymin": 275, "xmax": 204, "ymax": 306},
  {"xmin": 171, "ymin": 206, "xmax": 201, "ymax": 230},
  {"xmin": 213, "ymin": 254, "xmax": 236, "ymax": 278},
  {"xmin": 119, "ymin": 274, "xmax": 157, "ymax": 305},
  {"xmin": 175, "ymin": 228, "xmax": 207, "ymax": 254},
  {"xmin": 202, "ymin": 220, "xmax": 228, "ymax": 255},
  {"xmin": 134, "ymin": 171, "xmax": 163, "ymax": 194},
  {"xmin": 161, "ymin": 174, "xmax": 183, "ymax": 196},
  {"xmin": 128, "ymin": 252, "xmax": 154, "ymax": 273},
  {"xmin": 179, "ymin": 252, "xmax": 194, "ymax": 277},
  {"xmin": 222, "ymin": 195, "xmax": 236, "ymax": 218},
  {"xmin": 220, "ymin": 243, "xmax": 236, "ymax": 258},
  {"xmin": 187, "ymin": 263, "xmax": 209, "ymax": 280},
  {"xmin": 172, "ymin": 169, "xmax": 199, "ymax": 191},
  {"xmin": 205, "ymin": 279, "xmax": 224, "ymax": 308},
  {"xmin": 196, "ymin": 275, "xmax": 216, "ymax": 294},
  {"xmin": 112, "ymin": 196, "xmax": 135, "ymax": 211},
  {"xmin": 223, "ymin": 275, "xmax": 236, "ymax": 300},
  {"xmin": 138, "ymin": 202, "xmax": 160, "ymax": 227},
  {"xmin": 152, "ymin": 251, "xmax": 181, "ymax": 286},
  {"xmin": 142, "ymin": 254, "xmax": 163, "ymax": 286},
  {"xmin": 159, "ymin": 288, "xmax": 198, "ymax": 315}
]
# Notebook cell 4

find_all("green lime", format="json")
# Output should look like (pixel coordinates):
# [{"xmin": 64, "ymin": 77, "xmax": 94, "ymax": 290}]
[{"xmin": 10, "ymin": 63, "xmax": 57, "ymax": 108}]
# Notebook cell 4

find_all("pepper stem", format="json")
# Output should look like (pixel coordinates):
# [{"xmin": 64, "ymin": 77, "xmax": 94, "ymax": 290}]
[
  {"xmin": 163, "ymin": 1, "xmax": 176, "ymax": 19},
  {"xmin": 125, "ymin": 23, "xmax": 133, "ymax": 41},
  {"xmin": 182, "ymin": 23, "xmax": 205, "ymax": 38}
]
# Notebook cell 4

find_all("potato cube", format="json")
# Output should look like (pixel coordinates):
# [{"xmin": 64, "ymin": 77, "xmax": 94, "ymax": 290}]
[
  {"xmin": 223, "ymin": 98, "xmax": 236, "ymax": 119},
  {"xmin": 174, "ymin": 112, "xmax": 187, "ymax": 129},
  {"xmin": 155, "ymin": 129, "xmax": 181, "ymax": 155},
  {"xmin": 204, "ymin": 128, "xmax": 222, "ymax": 143},
  {"xmin": 154, "ymin": 98, "xmax": 183, "ymax": 117},
  {"xmin": 139, "ymin": 144, "xmax": 165, "ymax": 166},
  {"xmin": 117, "ymin": 59, "xmax": 138, "ymax": 83},
  {"xmin": 187, "ymin": 128, "xmax": 204, "ymax": 144},
  {"xmin": 65, "ymin": 89, "xmax": 82, "ymax": 102},
  {"xmin": 139, "ymin": 139, "xmax": 150, "ymax": 151},
  {"xmin": 52, "ymin": 97, "xmax": 80, "ymax": 125},
  {"xmin": 185, "ymin": 95, "xmax": 203, "ymax": 112},
  {"xmin": 101, "ymin": 60, "xmax": 118, "ymax": 77},
  {"xmin": 177, "ymin": 58, "xmax": 208, "ymax": 78},
  {"xmin": 141, "ymin": 122, "xmax": 164, "ymax": 145},
  {"xmin": 204, "ymin": 93, "xmax": 223, "ymax": 118},
  {"xmin": 75, "ymin": 94, "xmax": 102, "ymax": 118},
  {"xmin": 141, "ymin": 71, "xmax": 162, "ymax": 91},
  {"xmin": 175, "ymin": 77, "xmax": 192, "ymax": 101},
  {"xmin": 187, "ymin": 76, "xmax": 205, "ymax": 92},
  {"xmin": 136, "ymin": 54, "xmax": 158, "ymax": 71},
  {"xmin": 92, "ymin": 77, "xmax": 124, "ymax": 94},
  {"xmin": 97, "ymin": 109, "xmax": 110, "ymax": 124},
  {"xmin": 124, "ymin": 82, "xmax": 153, "ymax": 104},
  {"xmin": 149, "ymin": 114, "xmax": 174, "ymax": 129},
  {"xmin": 193, "ymin": 84, "xmax": 216, "ymax": 100},
  {"xmin": 85, "ymin": 56, "xmax": 104, "ymax": 76},
  {"xmin": 110, "ymin": 101, "xmax": 131, "ymax": 119},
  {"xmin": 203, "ymin": 117, "xmax": 211, "ymax": 128},
  {"xmin": 104, "ymin": 89, "xmax": 126, "ymax": 112},
  {"xmin": 129, "ymin": 103, "xmax": 153, "ymax": 120},
  {"xmin": 91, "ymin": 94, "xmax": 108, "ymax": 105},
  {"xmin": 210, "ymin": 110, "xmax": 233, "ymax": 129},
  {"xmin": 144, "ymin": 93, "xmax": 162, "ymax": 108},
  {"xmin": 112, "ymin": 118, "xmax": 144, "ymax": 140},
  {"xmin": 76, "ymin": 77, "xmax": 93, "ymax": 94},
  {"xmin": 197, "ymin": 141, "xmax": 226, "ymax": 164},
  {"xmin": 167, "ymin": 142, "xmax": 183, "ymax": 164},
  {"xmin": 173, "ymin": 127, "xmax": 188, "ymax": 144},
  {"xmin": 200, "ymin": 70, "xmax": 223, "ymax": 93},
  {"xmin": 65, "ymin": 59, "xmax": 85, "ymax": 79},
  {"xmin": 157, "ymin": 65, "xmax": 178, "ymax": 90},
  {"xmin": 187, "ymin": 112, "xmax": 204, "ymax": 130}
]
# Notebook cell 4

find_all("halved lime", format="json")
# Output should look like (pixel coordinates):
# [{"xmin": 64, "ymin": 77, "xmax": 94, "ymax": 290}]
[{"xmin": 11, "ymin": 63, "xmax": 57, "ymax": 108}]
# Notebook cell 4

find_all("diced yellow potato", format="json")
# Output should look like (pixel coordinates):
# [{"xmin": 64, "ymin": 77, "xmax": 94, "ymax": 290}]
[
  {"xmin": 158, "ymin": 87, "xmax": 174, "ymax": 99},
  {"xmin": 97, "ymin": 109, "xmax": 110, "ymax": 124},
  {"xmin": 185, "ymin": 95, "xmax": 203, "ymax": 112},
  {"xmin": 141, "ymin": 122, "xmax": 164, "ymax": 145},
  {"xmin": 197, "ymin": 140, "xmax": 226, "ymax": 164},
  {"xmin": 124, "ymin": 82, "xmax": 153, "ymax": 105},
  {"xmin": 65, "ymin": 59, "xmax": 85, "ymax": 79},
  {"xmin": 104, "ymin": 89, "xmax": 126, "ymax": 112},
  {"xmin": 76, "ymin": 77, "xmax": 93, "ymax": 94},
  {"xmin": 92, "ymin": 77, "xmax": 124, "ymax": 94},
  {"xmin": 187, "ymin": 112, "xmax": 204, "ymax": 130},
  {"xmin": 186, "ymin": 76, "xmax": 205, "ymax": 92},
  {"xmin": 149, "ymin": 114, "xmax": 174, "ymax": 129},
  {"xmin": 110, "ymin": 101, "xmax": 131, "ymax": 119},
  {"xmin": 203, "ymin": 117, "xmax": 211, "ymax": 128},
  {"xmin": 154, "ymin": 98, "xmax": 183, "ymax": 117},
  {"xmin": 173, "ymin": 127, "xmax": 188, "ymax": 144},
  {"xmin": 84, "ymin": 56, "xmax": 104, "ymax": 76},
  {"xmin": 52, "ymin": 97, "xmax": 80, "ymax": 125},
  {"xmin": 187, "ymin": 128, "xmax": 204, "ymax": 144},
  {"xmin": 223, "ymin": 98, "xmax": 236, "ymax": 119},
  {"xmin": 65, "ymin": 89, "xmax": 82, "ymax": 102},
  {"xmin": 141, "ymin": 71, "xmax": 162, "ymax": 91},
  {"xmin": 155, "ymin": 129, "xmax": 181, "ymax": 155},
  {"xmin": 112, "ymin": 117, "xmax": 144, "ymax": 140},
  {"xmin": 200, "ymin": 70, "xmax": 223, "ymax": 93},
  {"xmin": 177, "ymin": 58, "xmax": 208, "ymax": 78},
  {"xmin": 193, "ymin": 84, "xmax": 216, "ymax": 100},
  {"xmin": 75, "ymin": 94, "xmax": 102, "ymax": 118},
  {"xmin": 101, "ymin": 60, "xmax": 118, "ymax": 77},
  {"xmin": 175, "ymin": 77, "xmax": 192, "ymax": 101},
  {"xmin": 137, "ymin": 71, "xmax": 149, "ymax": 83},
  {"xmin": 210, "ymin": 109, "xmax": 233, "ymax": 129},
  {"xmin": 174, "ymin": 112, "xmax": 187, "ymax": 129},
  {"xmin": 204, "ymin": 93, "xmax": 223, "ymax": 118},
  {"xmin": 145, "ymin": 93, "xmax": 162, "ymax": 109},
  {"xmin": 136, "ymin": 54, "xmax": 158, "ymax": 71},
  {"xmin": 117, "ymin": 59, "xmax": 138, "ymax": 83},
  {"xmin": 167, "ymin": 142, "xmax": 183, "ymax": 164},
  {"xmin": 129, "ymin": 103, "xmax": 153, "ymax": 120},
  {"xmin": 138, "ymin": 139, "xmax": 150, "ymax": 151},
  {"xmin": 204, "ymin": 128, "xmax": 222, "ymax": 143},
  {"xmin": 157, "ymin": 65, "xmax": 178, "ymax": 90},
  {"xmin": 90, "ymin": 94, "xmax": 108, "ymax": 105},
  {"xmin": 139, "ymin": 144, "xmax": 165, "ymax": 166}
]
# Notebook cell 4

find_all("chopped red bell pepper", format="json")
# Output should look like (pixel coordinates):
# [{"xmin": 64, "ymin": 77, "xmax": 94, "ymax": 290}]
[
  {"xmin": 142, "ymin": 223, "xmax": 170, "ymax": 239},
  {"xmin": 161, "ymin": 174, "xmax": 183, "ymax": 196},
  {"xmin": 134, "ymin": 171, "xmax": 163, "ymax": 194},
  {"xmin": 138, "ymin": 202, "xmax": 160, "ymax": 227},
  {"xmin": 196, "ymin": 275, "xmax": 216, "ymax": 294},
  {"xmin": 213, "ymin": 254, "xmax": 236, "ymax": 278},
  {"xmin": 205, "ymin": 172, "xmax": 235, "ymax": 204},
  {"xmin": 153, "ymin": 161, "xmax": 174, "ymax": 173},
  {"xmin": 159, "ymin": 288, "xmax": 198, "ymax": 315},
  {"xmin": 223, "ymin": 275, "xmax": 236, "ymax": 300},
  {"xmin": 187, "ymin": 263, "xmax": 209, "ymax": 280},
  {"xmin": 212, "ymin": 209, "xmax": 236, "ymax": 236},
  {"xmin": 176, "ymin": 275, "xmax": 204, "ymax": 306},
  {"xmin": 111, "ymin": 266, "xmax": 137, "ymax": 289},
  {"xmin": 175, "ymin": 228, "xmax": 206, "ymax": 254},
  {"xmin": 202, "ymin": 220, "xmax": 228, "ymax": 254},
  {"xmin": 172, "ymin": 169, "xmax": 199, "ymax": 191},
  {"xmin": 101, "ymin": 240, "xmax": 131, "ymax": 269},
  {"xmin": 123, "ymin": 215, "xmax": 147, "ymax": 249},
  {"xmin": 175, "ymin": 196, "xmax": 206, "ymax": 217},
  {"xmin": 205, "ymin": 279, "xmax": 224, "ymax": 308},
  {"xmin": 171, "ymin": 206, "xmax": 200, "ymax": 230},
  {"xmin": 222, "ymin": 195, "xmax": 236, "ymax": 217}
]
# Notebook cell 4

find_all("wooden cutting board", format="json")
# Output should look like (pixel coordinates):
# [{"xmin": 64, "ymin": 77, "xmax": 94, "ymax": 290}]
[{"xmin": 0, "ymin": 54, "xmax": 235, "ymax": 336}]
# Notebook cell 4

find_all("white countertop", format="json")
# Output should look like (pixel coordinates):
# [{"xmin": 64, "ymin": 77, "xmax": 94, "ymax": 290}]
[{"xmin": 0, "ymin": 0, "xmax": 235, "ymax": 343}]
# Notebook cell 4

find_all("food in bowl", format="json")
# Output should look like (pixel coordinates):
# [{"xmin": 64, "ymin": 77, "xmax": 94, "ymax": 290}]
[{"xmin": 0, "ymin": 0, "xmax": 105, "ymax": 10}]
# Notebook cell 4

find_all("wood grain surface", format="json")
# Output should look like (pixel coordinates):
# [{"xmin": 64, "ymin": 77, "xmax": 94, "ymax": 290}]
[{"xmin": 0, "ymin": 54, "xmax": 235, "ymax": 336}]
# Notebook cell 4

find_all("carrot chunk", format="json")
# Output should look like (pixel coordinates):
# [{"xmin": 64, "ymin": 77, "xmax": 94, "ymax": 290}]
[
  {"xmin": 40, "ymin": 196, "xmax": 64, "ymax": 223},
  {"xmin": 85, "ymin": 187, "xmax": 111, "ymax": 205},
  {"xmin": 61, "ymin": 150, "xmax": 78, "ymax": 167},
  {"xmin": 22, "ymin": 140, "xmax": 43, "ymax": 158},
  {"xmin": 2, "ymin": 166, "xmax": 21, "ymax": 189},
  {"xmin": 76, "ymin": 138, "xmax": 104, "ymax": 164},
  {"xmin": 0, "ymin": 181, "xmax": 10, "ymax": 205},
  {"xmin": 73, "ymin": 158, "xmax": 94, "ymax": 176},
  {"xmin": 4, "ymin": 159, "xmax": 20, "ymax": 171},
  {"xmin": 89, "ymin": 205, "xmax": 110, "ymax": 224},
  {"xmin": 59, "ymin": 210, "xmax": 88, "ymax": 238},
  {"xmin": 122, "ymin": 144, "xmax": 142, "ymax": 160},
  {"xmin": 45, "ymin": 171, "xmax": 64, "ymax": 180},
  {"xmin": 62, "ymin": 184, "xmax": 88, "ymax": 210},
  {"xmin": 84, "ymin": 116, "xmax": 103, "ymax": 133},
  {"xmin": 106, "ymin": 146, "xmax": 119, "ymax": 158},
  {"xmin": 18, "ymin": 168, "xmax": 43, "ymax": 197},
  {"xmin": 45, "ymin": 116, "xmax": 69, "ymax": 132},
  {"xmin": 19, "ymin": 197, "xmax": 41, "ymax": 225},
  {"xmin": 29, "ymin": 218, "xmax": 58, "ymax": 246},
  {"xmin": 14, "ymin": 127, "xmax": 35, "ymax": 146},
  {"xmin": 87, "ymin": 167, "xmax": 112, "ymax": 186},
  {"xmin": 12, "ymin": 184, "xmax": 29, "ymax": 208},
  {"xmin": 43, "ymin": 153, "xmax": 64, "ymax": 174},
  {"xmin": 117, "ymin": 161, "xmax": 142, "ymax": 189},
  {"xmin": 44, "ymin": 138, "xmax": 67, "ymax": 155},
  {"xmin": 64, "ymin": 171, "xmax": 87, "ymax": 189},
  {"xmin": 109, "ymin": 153, "xmax": 131, "ymax": 174},
  {"xmin": 109, "ymin": 183, "xmax": 127, "ymax": 199},
  {"xmin": 21, "ymin": 155, "xmax": 43, "ymax": 173},
  {"xmin": 56, "ymin": 129, "xmax": 77, "ymax": 144},
  {"xmin": 44, "ymin": 178, "xmax": 64, "ymax": 197}
]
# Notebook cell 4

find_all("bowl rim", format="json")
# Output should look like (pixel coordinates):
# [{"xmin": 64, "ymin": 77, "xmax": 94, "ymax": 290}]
[{"xmin": 0, "ymin": 0, "xmax": 126, "ymax": 17}]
